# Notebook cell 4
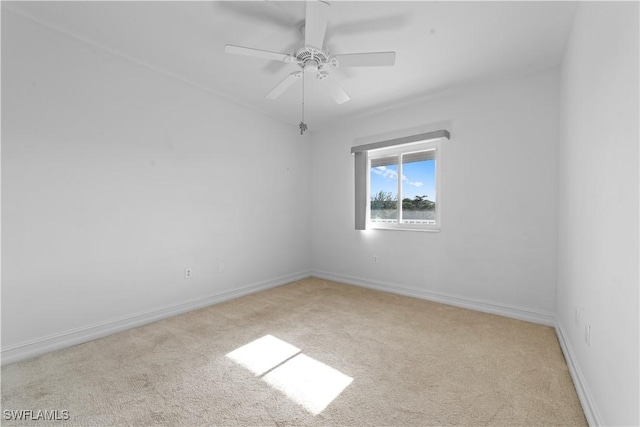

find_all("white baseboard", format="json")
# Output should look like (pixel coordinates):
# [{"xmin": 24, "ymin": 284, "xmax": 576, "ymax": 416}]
[
  {"xmin": 311, "ymin": 270, "xmax": 556, "ymax": 326},
  {"xmin": 555, "ymin": 321, "xmax": 603, "ymax": 426},
  {"xmin": 1, "ymin": 271, "xmax": 311, "ymax": 366}
]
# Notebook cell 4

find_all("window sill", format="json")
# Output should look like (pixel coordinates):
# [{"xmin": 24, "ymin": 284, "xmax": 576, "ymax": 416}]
[{"xmin": 368, "ymin": 224, "xmax": 441, "ymax": 233}]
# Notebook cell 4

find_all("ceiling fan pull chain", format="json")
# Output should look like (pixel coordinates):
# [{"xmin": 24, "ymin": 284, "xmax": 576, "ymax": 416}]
[{"xmin": 299, "ymin": 69, "xmax": 308, "ymax": 135}]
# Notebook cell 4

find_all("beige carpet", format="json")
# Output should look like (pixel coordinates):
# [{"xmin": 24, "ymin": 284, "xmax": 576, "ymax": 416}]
[{"xmin": 1, "ymin": 277, "xmax": 586, "ymax": 426}]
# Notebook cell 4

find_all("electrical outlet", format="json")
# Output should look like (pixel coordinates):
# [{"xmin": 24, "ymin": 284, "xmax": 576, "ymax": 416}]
[
  {"xmin": 585, "ymin": 323, "xmax": 591, "ymax": 346},
  {"xmin": 185, "ymin": 268, "xmax": 192, "ymax": 279},
  {"xmin": 218, "ymin": 261, "xmax": 225, "ymax": 273},
  {"xmin": 285, "ymin": 167, "xmax": 291, "ymax": 180},
  {"xmin": 373, "ymin": 255, "xmax": 379, "ymax": 264}
]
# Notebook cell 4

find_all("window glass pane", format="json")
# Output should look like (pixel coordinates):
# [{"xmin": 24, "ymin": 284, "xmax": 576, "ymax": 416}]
[
  {"xmin": 401, "ymin": 150, "xmax": 436, "ymax": 224},
  {"xmin": 370, "ymin": 156, "xmax": 398, "ymax": 223}
]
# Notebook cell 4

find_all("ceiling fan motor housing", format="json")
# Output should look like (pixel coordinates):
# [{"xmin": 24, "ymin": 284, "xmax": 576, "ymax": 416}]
[{"xmin": 295, "ymin": 47, "xmax": 330, "ymax": 70}]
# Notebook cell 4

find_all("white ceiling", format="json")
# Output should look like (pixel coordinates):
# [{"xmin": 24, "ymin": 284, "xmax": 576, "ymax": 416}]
[{"xmin": 4, "ymin": 1, "xmax": 577, "ymax": 128}]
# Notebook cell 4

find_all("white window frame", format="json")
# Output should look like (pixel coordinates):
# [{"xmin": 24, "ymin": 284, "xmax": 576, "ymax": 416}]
[
  {"xmin": 367, "ymin": 140, "xmax": 441, "ymax": 232},
  {"xmin": 351, "ymin": 129, "xmax": 449, "ymax": 232}
]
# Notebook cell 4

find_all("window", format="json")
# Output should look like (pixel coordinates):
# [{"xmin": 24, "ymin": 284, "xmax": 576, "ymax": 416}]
[
  {"xmin": 352, "ymin": 129, "xmax": 449, "ymax": 231},
  {"xmin": 369, "ymin": 144, "xmax": 438, "ymax": 228}
]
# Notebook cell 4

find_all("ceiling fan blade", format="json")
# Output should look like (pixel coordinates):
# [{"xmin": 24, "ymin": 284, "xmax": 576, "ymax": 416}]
[
  {"xmin": 333, "ymin": 52, "xmax": 396, "ymax": 67},
  {"xmin": 321, "ymin": 74, "xmax": 350, "ymax": 104},
  {"xmin": 305, "ymin": 1, "xmax": 330, "ymax": 50},
  {"xmin": 224, "ymin": 45, "xmax": 292, "ymax": 62},
  {"xmin": 265, "ymin": 71, "xmax": 302, "ymax": 100}
]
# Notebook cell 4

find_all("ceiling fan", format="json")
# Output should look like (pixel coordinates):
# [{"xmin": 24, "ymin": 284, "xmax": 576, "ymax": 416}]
[{"xmin": 224, "ymin": 1, "xmax": 396, "ymax": 106}]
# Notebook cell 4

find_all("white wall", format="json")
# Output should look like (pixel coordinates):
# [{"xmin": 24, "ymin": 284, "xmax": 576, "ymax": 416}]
[
  {"xmin": 557, "ymin": 2, "xmax": 639, "ymax": 425},
  {"xmin": 1, "ymin": 11, "xmax": 311, "ymax": 360},
  {"xmin": 310, "ymin": 70, "xmax": 560, "ymax": 322}
]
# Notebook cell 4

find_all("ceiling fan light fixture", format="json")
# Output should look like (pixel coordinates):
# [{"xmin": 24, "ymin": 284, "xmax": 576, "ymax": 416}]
[{"xmin": 304, "ymin": 59, "xmax": 319, "ymax": 73}]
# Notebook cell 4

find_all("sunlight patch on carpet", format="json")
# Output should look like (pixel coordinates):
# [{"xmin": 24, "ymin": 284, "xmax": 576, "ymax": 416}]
[
  {"xmin": 226, "ymin": 334, "xmax": 300, "ymax": 376},
  {"xmin": 227, "ymin": 335, "xmax": 353, "ymax": 415},
  {"xmin": 263, "ymin": 353, "xmax": 353, "ymax": 415}
]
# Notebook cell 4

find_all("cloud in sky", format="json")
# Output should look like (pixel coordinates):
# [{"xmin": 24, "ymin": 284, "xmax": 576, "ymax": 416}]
[
  {"xmin": 373, "ymin": 166, "xmax": 423, "ymax": 187},
  {"xmin": 372, "ymin": 166, "xmax": 397, "ymax": 180}
]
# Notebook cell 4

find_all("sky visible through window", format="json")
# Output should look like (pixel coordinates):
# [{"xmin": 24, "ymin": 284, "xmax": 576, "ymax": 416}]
[{"xmin": 370, "ymin": 159, "xmax": 435, "ymax": 201}]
